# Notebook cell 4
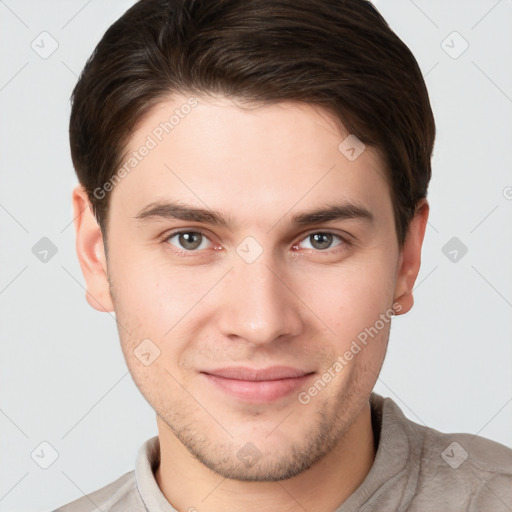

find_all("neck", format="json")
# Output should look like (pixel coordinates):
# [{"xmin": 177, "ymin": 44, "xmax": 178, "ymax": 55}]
[{"xmin": 155, "ymin": 401, "xmax": 375, "ymax": 512}]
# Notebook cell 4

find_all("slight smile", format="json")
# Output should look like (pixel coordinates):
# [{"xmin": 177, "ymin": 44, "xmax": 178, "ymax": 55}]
[{"xmin": 200, "ymin": 366, "xmax": 317, "ymax": 403}]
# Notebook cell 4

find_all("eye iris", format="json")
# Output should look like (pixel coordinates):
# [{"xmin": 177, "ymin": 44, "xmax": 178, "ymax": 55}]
[
  {"xmin": 311, "ymin": 233, "xmax": 332, "ymax": 250},
  {"xmin": 179, "ymin": 232, "xmax": 202, "ymax": 250}
]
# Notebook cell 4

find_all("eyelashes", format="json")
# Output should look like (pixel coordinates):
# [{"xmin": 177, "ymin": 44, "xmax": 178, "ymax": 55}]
[{"xmin": 161, "ymin": 229, "xmax": 351, "ymax": 259}]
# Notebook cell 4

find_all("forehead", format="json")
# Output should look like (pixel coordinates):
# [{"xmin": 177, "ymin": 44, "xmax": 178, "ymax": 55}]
[{"xmin": 109, "ymin": 94, "xmax": 391, "ymax": 228}]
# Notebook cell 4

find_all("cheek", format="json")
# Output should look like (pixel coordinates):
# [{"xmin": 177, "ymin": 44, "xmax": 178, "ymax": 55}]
[
  {"xmin": 296, "ymin": 251, "xmax": 396, "ymax": 338},
  {"xmin": 109, "ymin": 231, "xmax": 397, "ymax": 348},
  {"xmin": 109, "ymin": 245, "xmax": 199, "ymax": 327},
  {"xmin": 107, "ymin": 249, "xmax": 220, "ymax": 369}
]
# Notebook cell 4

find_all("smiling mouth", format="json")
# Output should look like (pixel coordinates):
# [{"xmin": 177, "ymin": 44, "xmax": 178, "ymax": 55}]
[{"xmin": 200, "ymin": 366, "xmax": 316, "ymax": 403}]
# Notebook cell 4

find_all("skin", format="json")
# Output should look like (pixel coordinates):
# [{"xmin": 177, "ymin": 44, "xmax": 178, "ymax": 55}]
[{"xmin": 73, "ymin": 94, "xmax": 428, "ymax": 512}]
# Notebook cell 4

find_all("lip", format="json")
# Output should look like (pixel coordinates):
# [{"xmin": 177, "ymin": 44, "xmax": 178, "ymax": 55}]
[{"xmin": 201, "ymin": 366, "xmax": 316, "ymax": 403}]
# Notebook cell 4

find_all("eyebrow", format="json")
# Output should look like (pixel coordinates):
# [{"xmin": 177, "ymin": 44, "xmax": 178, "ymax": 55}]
[{"xmin": 134, "ymin": 200, "xmax": 374, "ymax": 228}]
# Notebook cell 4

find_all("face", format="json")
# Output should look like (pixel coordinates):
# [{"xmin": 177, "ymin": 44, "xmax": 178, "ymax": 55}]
[{"xmin": 75, "ymin": 94, "xmax": 425, "ymax": 482}]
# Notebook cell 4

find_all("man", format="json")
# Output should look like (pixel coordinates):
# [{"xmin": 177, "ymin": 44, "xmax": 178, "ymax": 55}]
[{"xmin": 56, "ymin": 0, "xmax": 512, "ymax": 510}]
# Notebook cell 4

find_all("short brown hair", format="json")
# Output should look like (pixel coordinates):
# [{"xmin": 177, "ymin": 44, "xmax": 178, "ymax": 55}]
[{"xmin": 69, "ymin": 0, "xmax": 435, "ymax": 247}]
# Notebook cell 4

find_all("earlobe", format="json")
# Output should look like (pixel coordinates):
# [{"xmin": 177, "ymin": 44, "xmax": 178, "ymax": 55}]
[
  {"xmin": 393, "ymin": 198, "xmax": 429, "ymax": 316},
  {"xmin": 72, "ymin": 185, "xmax": 114, "ymax": 313}
]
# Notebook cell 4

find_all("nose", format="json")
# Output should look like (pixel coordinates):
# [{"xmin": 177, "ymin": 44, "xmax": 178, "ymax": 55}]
[{"xmin": 216, "ymin": 251, "xmax": 304, "ymax": 346}]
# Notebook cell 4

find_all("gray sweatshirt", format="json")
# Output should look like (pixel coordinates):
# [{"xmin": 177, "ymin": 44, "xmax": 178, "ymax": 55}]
[{"xmin": 54, "ymin": 392, "xmax": 512, "ymax": 511}]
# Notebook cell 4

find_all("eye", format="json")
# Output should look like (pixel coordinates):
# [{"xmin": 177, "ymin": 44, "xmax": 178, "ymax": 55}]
[
  {"xmin": 162, "ymin": 229, "xmax": 349, "ymax": 258},
  {"xmin": 296, "ymin": 232, "xmax": 346, "ymax": 252},
  {"xmin": 165, "ymin": 231, "xmax": 213, "ymax": 252}
]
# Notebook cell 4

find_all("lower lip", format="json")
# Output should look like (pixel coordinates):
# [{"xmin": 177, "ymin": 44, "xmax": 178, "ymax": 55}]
[{"xmin": 202, "ymin": 373, "xmax": 315, "ymax": 403}]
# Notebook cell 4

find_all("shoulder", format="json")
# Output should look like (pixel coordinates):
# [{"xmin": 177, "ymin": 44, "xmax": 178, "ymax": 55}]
[
  {"xmin": 373, "ymin": 394, "xmax": 512, "ymax": 510},
  {"xmin": 53, "ymin": 470, "xmax": 143, "ymax": 512},
  {"xmin": 405, "ymin": 410, "xmax": 512, "ymax": 509},
  {"xmin": 413, "ymin": 419, "xmax": 512, "ymax": 476},
  {"xmin": 376, "ymin": 394, "xmax": 512, "ymax": 474},
  {"xmin": 53, "ymin": 436, "xmax": 163, "ymax": 512}
]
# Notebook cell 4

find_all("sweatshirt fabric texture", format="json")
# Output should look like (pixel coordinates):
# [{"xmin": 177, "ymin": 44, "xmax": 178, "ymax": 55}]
[{"xmin": 54, "ymin": 392, "xmax": 512, "ymax": 511}]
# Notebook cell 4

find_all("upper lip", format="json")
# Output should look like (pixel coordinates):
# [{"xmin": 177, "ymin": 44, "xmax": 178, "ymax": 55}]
[{"xmin": 201, "ymin": 366, "xmax": 314, "ymax": 381}]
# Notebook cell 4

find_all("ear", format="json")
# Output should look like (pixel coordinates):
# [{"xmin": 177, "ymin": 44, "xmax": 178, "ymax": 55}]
[
  {"xmin": 393, "ymin": 198, "xmax": 429, "ymax": 315},
  {"xmin": 72, "ymin": 184, "xmax": 114, "ymax": 312}
]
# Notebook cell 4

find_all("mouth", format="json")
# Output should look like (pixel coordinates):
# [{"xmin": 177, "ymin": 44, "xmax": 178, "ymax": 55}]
[{"xmin": 200, "ymin": 366, "xmax": 316, "ymax": 403}]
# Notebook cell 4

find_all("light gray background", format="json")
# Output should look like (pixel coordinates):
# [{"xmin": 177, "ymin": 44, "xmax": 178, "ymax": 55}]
[{"xmin": 0, "ymin": 1, "xmax": 511, "ymax": 511}]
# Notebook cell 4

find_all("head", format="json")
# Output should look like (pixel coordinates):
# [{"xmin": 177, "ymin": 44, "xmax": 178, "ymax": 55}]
[{"xmin": 71, "ymin": 0, "xmax": 434, "ymax": 481}]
